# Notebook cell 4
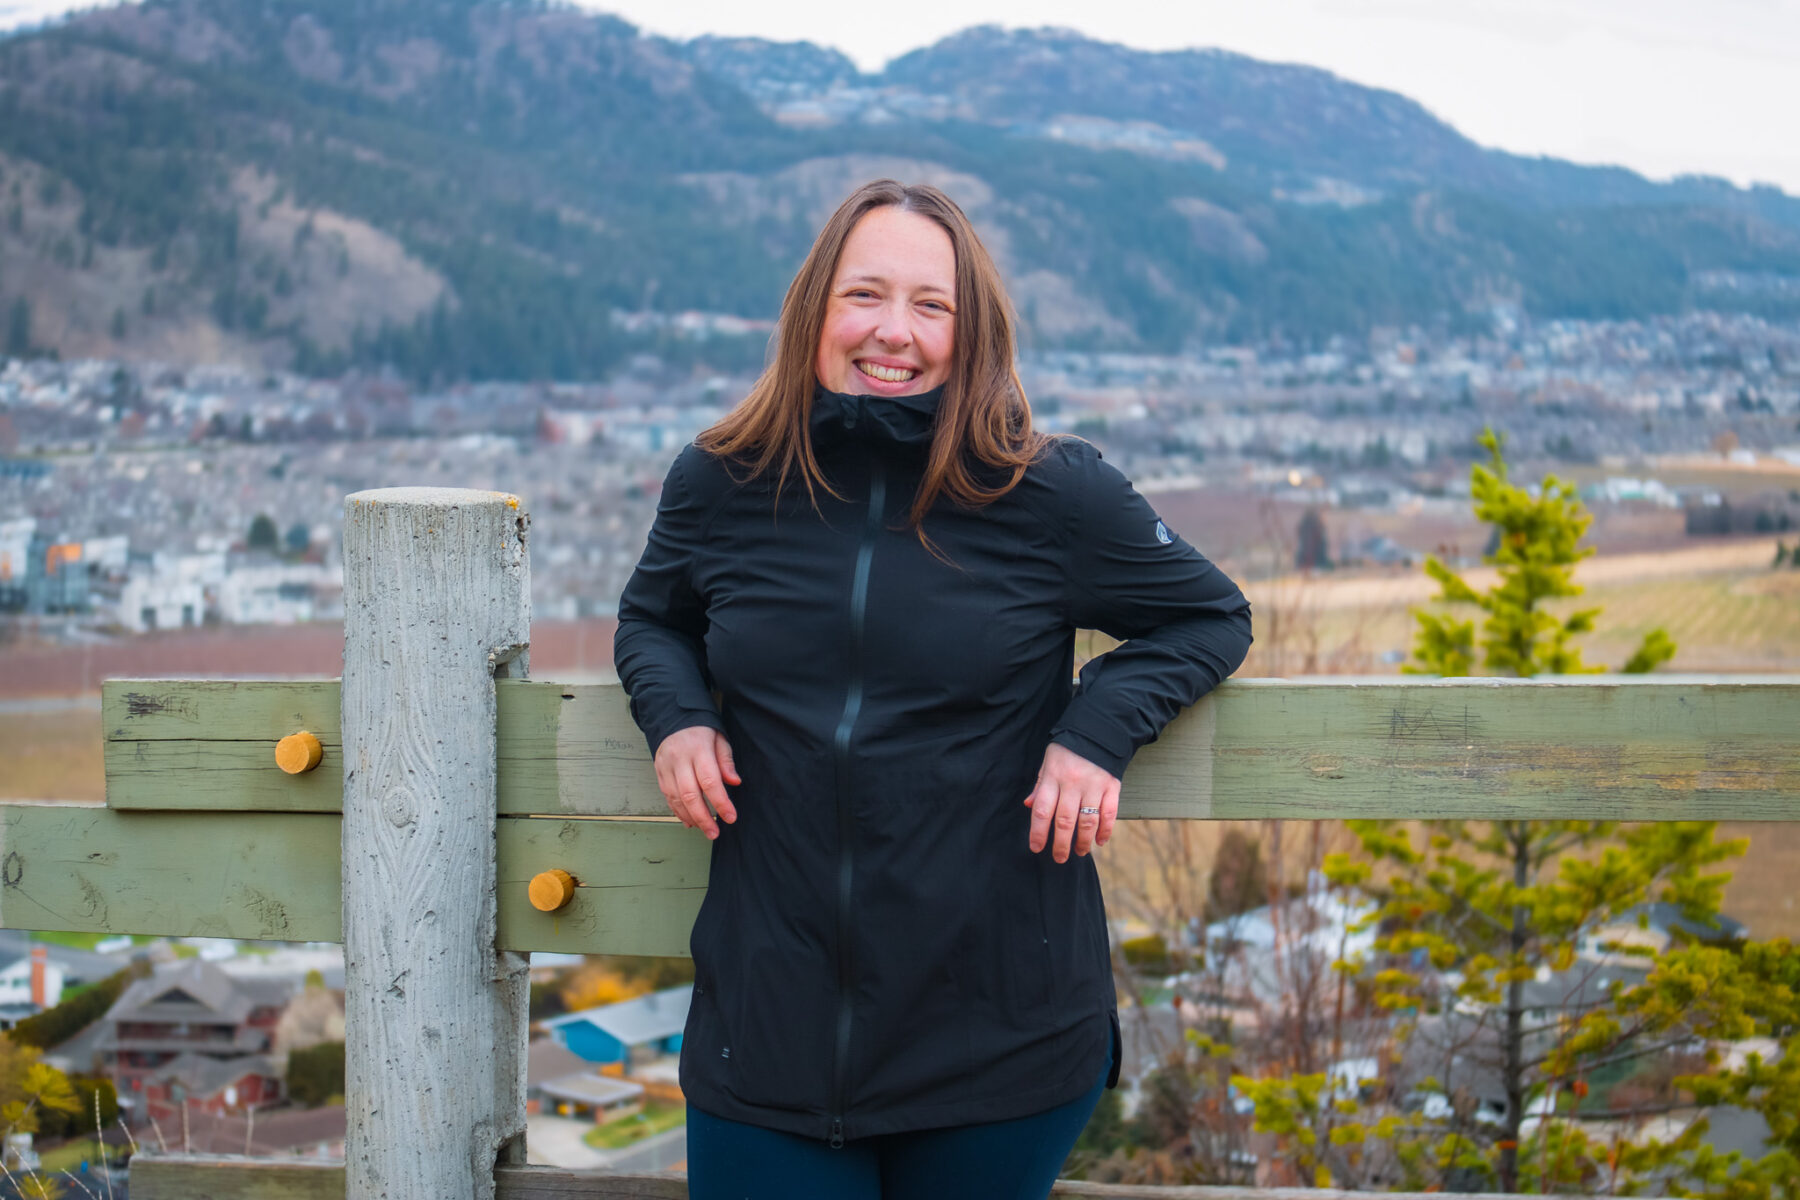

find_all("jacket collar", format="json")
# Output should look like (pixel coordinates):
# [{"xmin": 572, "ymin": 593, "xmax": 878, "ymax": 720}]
[{"xmin": 809, "ymin": 381, "xmax": 943, "ymax": 450}]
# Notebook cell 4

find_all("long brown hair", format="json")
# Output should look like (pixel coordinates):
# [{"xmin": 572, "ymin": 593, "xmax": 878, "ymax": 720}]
[{"xmin": 697, "ymin": 180, "xmax": 1046, "ymax": 527}]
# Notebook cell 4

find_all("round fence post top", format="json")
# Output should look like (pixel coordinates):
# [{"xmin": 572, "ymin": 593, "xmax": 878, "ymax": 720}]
[
  {"xmin": 529, "ymin": 869, "xmax": 576, "ymax": 913},
  {"xmin": 275, "ymin": 731, "xmax": 324, "ymax": 775},
  {"xmin": 345, "ymin": 486, "xmax": 524, "ymax": 511}
]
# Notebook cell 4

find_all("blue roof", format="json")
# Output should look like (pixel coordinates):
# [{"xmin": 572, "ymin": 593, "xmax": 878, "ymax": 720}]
[{"xmin": 542, "ymin": 984, "xmax": 691, "ymax": 1046}]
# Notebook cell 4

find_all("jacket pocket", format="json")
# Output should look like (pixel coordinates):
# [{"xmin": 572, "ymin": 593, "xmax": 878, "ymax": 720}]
[
  {"xmin": 995, "ymin": 872, "xmax": 1056, "ymax": 1023},
  {"xmin": 719, "ymin": 944, "xmax": 834, "ymax": 1115}
]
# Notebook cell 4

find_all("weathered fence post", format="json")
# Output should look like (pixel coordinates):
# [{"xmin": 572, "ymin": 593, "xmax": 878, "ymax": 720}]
[{"xmin": 341, "ymin": 487, "xmax": 532, "ymax": 1198}]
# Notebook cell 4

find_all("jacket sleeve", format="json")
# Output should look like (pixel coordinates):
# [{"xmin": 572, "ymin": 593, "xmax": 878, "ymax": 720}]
[
  {"xmin": 1048, "ymin": 447, "xmax": 1253, "ymax": 779},
  {"xmin": 613, "ymin": 446, "xmax": 727, "ymax": 757}
]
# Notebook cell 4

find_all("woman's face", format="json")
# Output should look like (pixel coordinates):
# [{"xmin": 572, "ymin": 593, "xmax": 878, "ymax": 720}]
[{"xmin": 815, "ymin": 206, "xmax": 956, "ymax": 397}]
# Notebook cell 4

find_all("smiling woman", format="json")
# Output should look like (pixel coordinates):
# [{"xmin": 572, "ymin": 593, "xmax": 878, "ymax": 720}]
[
  {"xmin": 813, "ymin": 206, "xmax": 957, "ymax": 396},
  {"xmin": 612, "ymin": 179, "xmax": 1254, "ymax": 1199},
  {"xmin": 693, "ymin": 180, "xmax": 1042, "ymax": 532}
]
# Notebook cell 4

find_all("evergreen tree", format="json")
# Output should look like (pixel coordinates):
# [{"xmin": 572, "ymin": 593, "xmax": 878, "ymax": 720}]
[
  {"xmin": 1226, "ymin": 427, "xmax": 1790, "ymax": 1195},
  {"xmin": 1295, "ymin": 508, "xmax": 1331, "ymax": 571},
  {"xmin": 286, "ymin": 1041, "xmax": 345, "ymax": 1107},
  {"xmin": 247, "ymin": 512, "xmax": 279, "ymax": 551},
  {"xmin": 4, "ymin": 297, "xmax": 30, "ymax": 358},
  {"xmin": 1206, "ymin": 827, "xmax": 1268, "ymax": 921},
  {"xmin": 1407, "ymin": 427, "xmax": 1675, "ymax": 676}
]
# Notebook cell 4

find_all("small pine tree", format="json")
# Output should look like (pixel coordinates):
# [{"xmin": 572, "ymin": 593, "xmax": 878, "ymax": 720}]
[
  {"xmin": 1407, "ymin": 428, "xmax": 1675, "ymax": 676},
  {"xmin": 4, "ymin": 297, "xmax": 30, "ymax": 358},
  {"xmin": 286, "ymin": 1041, "xmax": 345, "ymax": 1107},
  {"xmin": 1295, "ymin": 508, "xmax": 1331, "ymax": 570},
  {"xmin": 247, "ymin": 513, "xmax": 279, "ymax": 552},
  {"xmin": 1207, "ymin": 827, "xmax": 1268, "ymax": 921}
]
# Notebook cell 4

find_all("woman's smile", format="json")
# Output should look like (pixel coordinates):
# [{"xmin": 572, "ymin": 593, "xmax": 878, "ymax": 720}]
[
  {"xmin": 855, "ymin": 358, "xmax": 921, "ymax": 385},
  {"xmin": 815, "ymin": 206, "xmax": 956, "ymax": 396}
]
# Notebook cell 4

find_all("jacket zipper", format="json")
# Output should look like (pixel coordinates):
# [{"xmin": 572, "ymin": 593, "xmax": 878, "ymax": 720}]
[{"xmin": 828, "ymin": 428, "xmax": 884, "ymax": 1150}]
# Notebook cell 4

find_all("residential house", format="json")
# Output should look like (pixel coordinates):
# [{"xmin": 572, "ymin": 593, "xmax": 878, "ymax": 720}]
[
  {"xmin": 526, "ymin": 1039, "xmax": 645, "ymax": 1123},
  {"xmin": 1184, "ymin": 874, "xmax": 1378, "ymax": 1025},
  {"xmin": 541, "ymin": 984, "xmax": 690, "ymax": 1067},
  {"xmin": 98, "ymin": 960, "xmax": 291, "ymax": 1122},
  {"xmin": 0, "ymin": 946, "xmax": 63, "ymax": 1028},
  {"xmin": 1580, "ymin": 902, "xmax": 1747, "ymax": 962}
]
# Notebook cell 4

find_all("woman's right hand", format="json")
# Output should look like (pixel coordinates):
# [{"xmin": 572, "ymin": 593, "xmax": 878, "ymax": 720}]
[{"xmin": 654, "ymin": 726, "xmax": 740, "ymax": 839}]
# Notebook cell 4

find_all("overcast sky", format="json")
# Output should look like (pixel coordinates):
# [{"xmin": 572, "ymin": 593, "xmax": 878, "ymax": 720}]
[{"xmin": 7, "ymin": 0, "xmax": 1799, "ymax": 195}]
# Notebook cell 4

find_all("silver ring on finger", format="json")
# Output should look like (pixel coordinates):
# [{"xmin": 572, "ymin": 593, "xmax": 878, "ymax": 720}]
[{"xmin": 1078, "ymin": 806, "xmax": 1101, "ymax": 816}]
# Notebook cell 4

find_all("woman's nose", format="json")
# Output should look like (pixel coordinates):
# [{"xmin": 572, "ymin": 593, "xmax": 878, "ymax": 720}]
[{"xmin": 873, "ymin": 303, "xmax": 913, "ymax": 348}]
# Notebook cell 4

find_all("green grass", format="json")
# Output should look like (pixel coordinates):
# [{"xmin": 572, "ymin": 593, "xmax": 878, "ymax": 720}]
[
  {"xmin": 581, "ymin": 1101, "xmax": 687, "ymax": 1150},
  {"xmin": 35, "ymin": 1135, "xmax": 122, "ymax": 1178},
  {"xmin": 23, "ymin": 931, "xmax": 155, "ymax": 951},
  {"xmin": 25, "ymin": 931, "xmax": 110, "ymax": 951}
]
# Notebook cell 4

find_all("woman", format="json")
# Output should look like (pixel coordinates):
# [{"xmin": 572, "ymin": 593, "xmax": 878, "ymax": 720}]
[{"xmin": 614, "ymin": 180, "xmax": 1252, "ymax": 1198}]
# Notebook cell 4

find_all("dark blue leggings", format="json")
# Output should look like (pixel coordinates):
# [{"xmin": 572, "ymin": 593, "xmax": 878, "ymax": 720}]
[{"xmin": 687, "ymin": 1071, "xmax": 1106, "ymax": 1200}]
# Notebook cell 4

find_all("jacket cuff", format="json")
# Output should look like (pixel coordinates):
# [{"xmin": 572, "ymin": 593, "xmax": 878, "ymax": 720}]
[
  {"xmin": 643, "ymin": 707, "xmax": 726, "ymax": 758},
  {"xmin": 1048, "ymin": 727, "xmax": 1132, "ymax": 781}
]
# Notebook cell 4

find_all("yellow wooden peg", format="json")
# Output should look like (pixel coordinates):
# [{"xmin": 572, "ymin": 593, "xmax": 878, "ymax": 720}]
[
  {"xmin": 275, "ymin": 731, "xmax": 324, "ymax": 775},
  {"xmin": 529, "ymin": 869, "xmax": 576, "ymax": 913}
]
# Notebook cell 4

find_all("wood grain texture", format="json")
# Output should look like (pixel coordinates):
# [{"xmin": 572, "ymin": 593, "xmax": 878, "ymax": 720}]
[
  {"xmin": 340, "ymin": 487, "xmax": 531, "ymax": 1200},
  {"xmin": 1142, "ymin": 676, "xmax": 1800, "ymax": 820},
  {"xmin": 496, "ymin": 680, "xmax": 660, "ymax": 816},
  {"xmin": 103, "ymin": 679, "xmax": 342, "ymax": 742},
  {"xmin": 495, "ymin": 1166, "xmax": 692, "ymax": 1199},
  {"xmin": 0, "ymin": 806, "xmax": 702, "ymax": 955},
  {"xmin": 132, "ymin": 1156, "xmax": 345, "ymax": 1200},
  {"xmin": 107, "ymin": 738, "xmax": 345, "ymax": 812},
  {"xmin": 129, "ymin": 1159, "xmax": 1557, "ymax": 1200},
  {"xmin": 497, "ymin": 818, "xmax": 706, "ymax": 958},
  {"xmin": 106, "ymin": 676, "xmax": 1800, "ymax": 821},
  {"xmin": 0, "ymin": 805, "xmax": 341, "ymax": 941}
]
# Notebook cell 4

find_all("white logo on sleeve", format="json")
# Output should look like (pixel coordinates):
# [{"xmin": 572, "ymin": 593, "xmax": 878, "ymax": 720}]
[{"xmin": 1155, "ymin": 520, "xmax": 1172, "ymax": 545}]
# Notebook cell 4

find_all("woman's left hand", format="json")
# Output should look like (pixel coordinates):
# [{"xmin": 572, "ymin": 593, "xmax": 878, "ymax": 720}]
[{"xmin": 1023, "ymin": 742, "xmax": 1120, "ymax": 863}]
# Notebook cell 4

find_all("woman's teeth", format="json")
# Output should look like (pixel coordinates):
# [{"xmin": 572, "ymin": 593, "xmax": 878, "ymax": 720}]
[{"xmin": 857, "ymin": 361, "xmax": 919, "ymax": 384}]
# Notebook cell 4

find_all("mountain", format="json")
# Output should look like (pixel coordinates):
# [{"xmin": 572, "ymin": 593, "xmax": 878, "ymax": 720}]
[
  {"xmin": 875, "ymin": 27, "xmax": 1800, "ymax": 228},
  {"xmin": 0, "ymin": 1, "xmax": 1796, "ymax": 380}
]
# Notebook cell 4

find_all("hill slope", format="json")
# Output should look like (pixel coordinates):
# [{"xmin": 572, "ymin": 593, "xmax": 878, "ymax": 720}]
[{"xmin": 1, "ymin": 2, "xmax": 1797, "ymax": 379}]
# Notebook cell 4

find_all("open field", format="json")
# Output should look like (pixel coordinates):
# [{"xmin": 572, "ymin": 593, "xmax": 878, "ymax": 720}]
[
  {"xmin": 0, "ymin": 708, "xmax": 105, "ymax": 802},
  {"xmin": 1240, "ymin": 541, "xmax": 1800, "ymax": 676},
  {"xmin": 1556, "ymin": 457, "xmax": 1800, "ymax": 493}
]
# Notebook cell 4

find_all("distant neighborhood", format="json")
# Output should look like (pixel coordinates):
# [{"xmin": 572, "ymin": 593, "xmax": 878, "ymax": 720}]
[
  {"xmin": 3, "ymin": 308, "xmax": 1798, "ymax": 640},
  {"xmin": 0, "ymin": 935, "xmax": 699, "ymax": 1177},
  {"xmin": 0, "ymin": 866, "xmax": 1773, "ymax": 1186}
]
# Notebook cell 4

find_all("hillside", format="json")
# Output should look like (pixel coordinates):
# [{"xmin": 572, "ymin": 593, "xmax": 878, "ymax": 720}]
[{"xmin": 1, "ymin": 1, "xmax": 1798, "ymax": 380}]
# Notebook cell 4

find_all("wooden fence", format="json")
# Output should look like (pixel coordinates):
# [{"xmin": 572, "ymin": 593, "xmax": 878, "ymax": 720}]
[{"xmin": 0, "ymin": 487, "xmax": 1794, "ymax": 1198}]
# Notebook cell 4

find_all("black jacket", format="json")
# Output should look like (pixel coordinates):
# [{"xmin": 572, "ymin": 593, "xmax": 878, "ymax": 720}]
[{"xmin": 614, "ymin": 384, "xmax": 1252, "ymax": 1144}]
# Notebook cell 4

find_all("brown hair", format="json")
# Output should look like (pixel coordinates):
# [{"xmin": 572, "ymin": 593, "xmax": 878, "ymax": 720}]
[{"xmin": 697, "ymin": 180, "xmax": 1046, "ymax": 528}]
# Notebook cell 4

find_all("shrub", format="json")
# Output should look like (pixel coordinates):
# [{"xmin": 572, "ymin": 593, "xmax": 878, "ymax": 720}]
[
  {"xmin": 10, "ymin": 962, "xmax": 145, "ymax": 1050},
  {"xmin": 287, "ymin": 1040, "xmax": 345, "ymax": 1107}
]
